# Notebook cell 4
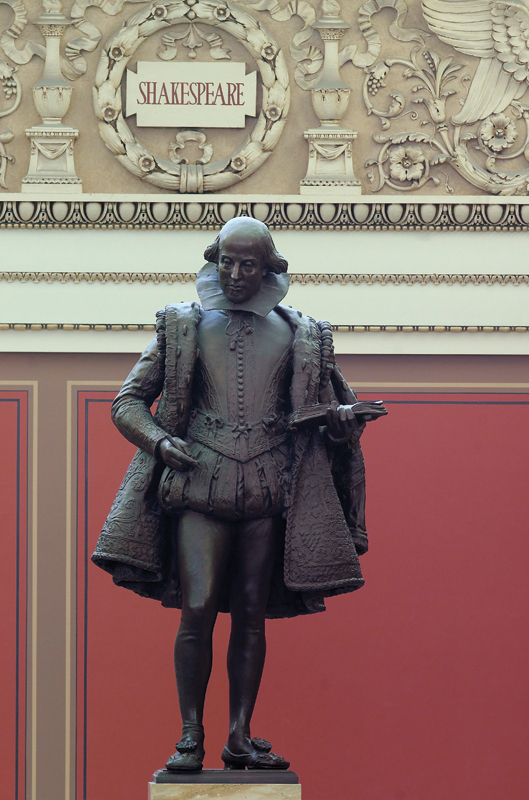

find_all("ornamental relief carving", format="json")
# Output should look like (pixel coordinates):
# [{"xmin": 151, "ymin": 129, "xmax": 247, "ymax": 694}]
[{"xmin": 2, "ymin": 0, "xmax": 529, "ymax": 195}]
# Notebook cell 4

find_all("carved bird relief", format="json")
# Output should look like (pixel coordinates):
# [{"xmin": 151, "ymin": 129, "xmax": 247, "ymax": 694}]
[{"xmin": 421, "ymin": 0, "xmax": 529, "ymax": 124}]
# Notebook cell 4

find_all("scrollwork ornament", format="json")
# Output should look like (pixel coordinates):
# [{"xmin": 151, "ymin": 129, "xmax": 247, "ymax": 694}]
[
  {"xmin": 361, "ymin": 46, "xmax": 529, "ymax": 195},
  {"xmin": 94, "ymin": 0, "xmax": 290, "ymax": 193},
  {"xmin": 361, "ymin": 0, "xmax": 529, "ymax": 194},
  {"xmin": 239, "ymin": 0, "xmax": 426, "ymax": 91},
  {"xmin": 341, "ymin": 0, "xmax": 426, "ymax": 70},
  {"xmin": 0, "ymin": 0, "xmax": 81, "ymax": 79}
]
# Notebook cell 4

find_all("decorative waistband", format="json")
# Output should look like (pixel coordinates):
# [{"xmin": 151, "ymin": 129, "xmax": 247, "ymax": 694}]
[{"xmin": 187, "ymin": 408, "xmax": 289, "ymax": 463}]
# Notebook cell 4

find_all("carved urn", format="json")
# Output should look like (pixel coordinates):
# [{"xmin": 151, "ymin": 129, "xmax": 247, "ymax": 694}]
[
  {"xmin": 22, "ymin": 1, "xmax": 82, "ymax": 193},
  {"xmin": 32, "ymin": 11, "xmax": 72, "ymax": 124},
  {"xmin": 311, "ymin": 8, "xmax": 351, "ymax": 127},
  {"xmin": 300, "ymin": 0, "xmax": 361, "ymax": 194}
]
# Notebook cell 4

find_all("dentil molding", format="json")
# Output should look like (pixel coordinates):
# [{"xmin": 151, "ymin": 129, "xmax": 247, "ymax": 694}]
[{"xmin": 3, "ymin": 197, "xmax": 529, "ymax": 230}]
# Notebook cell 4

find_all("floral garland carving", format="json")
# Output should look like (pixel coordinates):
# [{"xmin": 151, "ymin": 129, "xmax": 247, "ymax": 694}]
[
  {"xmin": 0, "ymin": 60, "xmax": 19, "ymax": 189},
  {"xmin": 94, "ymin": 0, "xmax": 290, "ymax": 192}
]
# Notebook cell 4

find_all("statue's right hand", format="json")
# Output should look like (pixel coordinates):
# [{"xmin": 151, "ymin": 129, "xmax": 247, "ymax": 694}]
[{"xmin": 159, "ymin": 436, "xmax": 199, "ymax": 471}]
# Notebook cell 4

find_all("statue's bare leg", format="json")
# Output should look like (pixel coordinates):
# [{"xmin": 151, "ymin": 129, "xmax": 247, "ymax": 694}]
[
  {"xmin": 224, "ymin": 516, "xmax": 288, "ymax": 767},
  {"xmin": 171, "ymin": 510, "xmax": 231, "ymax": 767}
]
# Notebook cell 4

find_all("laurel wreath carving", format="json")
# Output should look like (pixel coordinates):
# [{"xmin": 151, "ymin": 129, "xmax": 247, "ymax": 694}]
[{"xmin": 94, "ymin": 0, "xmax": 290, "ymax": 192}]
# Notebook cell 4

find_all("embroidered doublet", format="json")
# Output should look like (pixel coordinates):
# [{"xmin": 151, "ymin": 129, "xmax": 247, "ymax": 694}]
[{"xmin": 158, "ymin": 309, "xmax": 294, "ymax": 521}]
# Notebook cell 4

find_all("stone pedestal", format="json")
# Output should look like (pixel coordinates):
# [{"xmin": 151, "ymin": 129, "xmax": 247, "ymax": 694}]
[
  {"xmin": 22, "ymin": 126, "xmax": 81, "ymax": 193},
  {"xmin": 300, "ymin": 127, "xmax": 361, "ymax": 195},
  {"xmin": 149, "ymin": 769, "xmax": 301, "ymax": 800}
]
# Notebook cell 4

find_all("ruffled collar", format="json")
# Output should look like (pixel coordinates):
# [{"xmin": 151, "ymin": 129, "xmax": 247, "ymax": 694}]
[{"xmin": 196, "ymin": 262, "xmax": 289, "ymax": 317}]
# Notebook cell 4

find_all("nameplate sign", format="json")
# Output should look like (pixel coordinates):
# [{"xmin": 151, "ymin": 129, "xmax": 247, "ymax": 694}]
[{"xmin": 126, "ymin": 62, "xmax": 257, "ymax": 128}]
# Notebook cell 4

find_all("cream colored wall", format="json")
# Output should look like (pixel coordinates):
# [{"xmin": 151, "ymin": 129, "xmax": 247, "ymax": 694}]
[{"xmin": 0, "ymin": 225, "xmax": 528, "ymax": 354}]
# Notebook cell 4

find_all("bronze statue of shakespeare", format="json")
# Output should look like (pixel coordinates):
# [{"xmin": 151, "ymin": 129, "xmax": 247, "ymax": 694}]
[{"xmin": 92, "ymin": 218, "xmax": 386, "ymax": 772}]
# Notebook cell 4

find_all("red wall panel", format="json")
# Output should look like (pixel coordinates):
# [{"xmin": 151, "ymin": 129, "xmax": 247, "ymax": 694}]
[
  {"xmin": 77, "ymin": 392, "xmax": 529, "ymax": 800},
  {"xmin": 0, "ymin": 392, "xmax": 28, "ymax": 800}
]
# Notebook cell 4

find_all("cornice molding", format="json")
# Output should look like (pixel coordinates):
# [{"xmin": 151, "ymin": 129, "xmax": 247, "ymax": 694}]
[
  {"xmin": 1, "ymin": 323, "xmax": 527, "ymax": 333},
  {"xmin": 1, "ymin": 272, "xmax": 529, "ymax": 287},
  {"xmin": 3, "ymin": 198, "xmax": 529, "ymax": 231}
]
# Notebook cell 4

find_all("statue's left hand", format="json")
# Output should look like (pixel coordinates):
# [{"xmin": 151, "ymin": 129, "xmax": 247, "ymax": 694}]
[{"xmin": 325, "ymin": 401, "xmax": 364, "ymax": 443}]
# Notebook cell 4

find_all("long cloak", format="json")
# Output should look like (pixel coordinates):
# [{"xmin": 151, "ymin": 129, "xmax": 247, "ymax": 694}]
[{"xmin": 92, "ymin": 303, "xmax": 368, "ymax": 618}]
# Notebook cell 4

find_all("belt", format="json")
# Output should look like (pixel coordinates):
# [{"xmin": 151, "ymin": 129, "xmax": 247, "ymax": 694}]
[{"xmin": 187, "ymin": 409, "xmax": 289, "ymax": 463}]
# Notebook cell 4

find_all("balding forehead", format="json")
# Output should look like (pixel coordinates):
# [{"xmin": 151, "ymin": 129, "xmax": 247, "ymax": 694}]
[{"xmin": 219, "ymin": 217, "xmax": 268, "ymax": 240}]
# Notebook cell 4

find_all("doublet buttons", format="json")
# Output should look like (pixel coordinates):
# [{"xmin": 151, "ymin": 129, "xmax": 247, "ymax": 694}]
[{"xmin": 225, "ymin": 311, "xmax": 255, "ymax": 436}]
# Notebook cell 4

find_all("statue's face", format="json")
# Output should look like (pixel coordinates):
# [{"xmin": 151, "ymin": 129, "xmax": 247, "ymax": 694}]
[{"xmin": 217, "ymin": 231, "xmax": 267, "ymax": 304}]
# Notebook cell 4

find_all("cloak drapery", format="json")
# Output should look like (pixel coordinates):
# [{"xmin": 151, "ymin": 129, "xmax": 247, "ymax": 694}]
[{"xmin": 92, "ymin": 303, "xmax": 368, "ymax": 618}]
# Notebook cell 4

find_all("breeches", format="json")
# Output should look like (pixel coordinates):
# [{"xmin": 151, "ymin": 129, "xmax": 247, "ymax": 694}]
[
  {"xmin": 176, "ymin": 510, "xmax": 282, "ymax": 622},
  {"xmin": 158, "ymin": 440, "xmax": 291, "ymax": 521}
]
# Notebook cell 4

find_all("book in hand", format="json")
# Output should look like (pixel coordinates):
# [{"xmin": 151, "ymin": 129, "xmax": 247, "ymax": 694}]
[{"xmin": 288, "ymin": 400, "xmax": 388, "ymax": 430}]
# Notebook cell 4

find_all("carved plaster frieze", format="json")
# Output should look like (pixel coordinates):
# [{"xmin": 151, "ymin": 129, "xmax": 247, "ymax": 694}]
[
  {"xmin": 1, "ymin": 270, "xmax": 529, "ymax": 287},
  {"xmin": 2, "ymin": 198, "xmax": 529, "ymax": 230},
  {"xmin": 0, "ymin": 322, "xmax": 527, "ymax": 333},
  {"xmin": 3, "ymin": 0, "xmax": 529, "ymax": 195}
]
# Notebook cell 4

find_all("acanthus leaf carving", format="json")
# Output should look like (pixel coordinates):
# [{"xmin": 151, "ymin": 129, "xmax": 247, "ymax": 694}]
[
  {"xmin": 358, "ymin": 1, "xmax": 529, "ymax": 194},
  {"xmin": 157, "ymin": 22, "xmax": 231, "ymax": 60}
]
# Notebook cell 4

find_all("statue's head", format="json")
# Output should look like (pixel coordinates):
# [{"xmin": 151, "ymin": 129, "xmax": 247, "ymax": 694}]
[{"xmin": 204, "ymin": 218, "xmax": 288, "ymax": 305}]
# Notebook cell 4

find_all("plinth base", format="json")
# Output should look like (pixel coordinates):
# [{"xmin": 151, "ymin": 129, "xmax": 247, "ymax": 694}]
[
  {"xmin": 300, "ymin": 180, "xmax": 362, "ymax": 195},
  {"xmin": 301, "ymin": 126, "xmax": 361, "ymax": 196},
  {"xmin": 149, "ymin": 769, "xmax": 301, "ymax": 800},
  {"xmin": 21, "ymin": 178, "xmax": 83, "ymax": 194},
  {"xmin": 22, "ymin": 125, "xmax": 82, "ymax": 194}
]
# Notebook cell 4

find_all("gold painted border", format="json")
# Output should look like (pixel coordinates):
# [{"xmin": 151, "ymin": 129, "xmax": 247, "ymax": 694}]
[
  {"xmin": 0, "ymin": 381, "xmax": 38, "ymax": 800},
  {"xmin": 2, "ymin": 198, "xmax": 529, "ymax": 231},
  {"xmin": 354, "ymin": 382, "xmax": 529, "ymax": 390},
  {"xmin": 1, "ymin": 323, "xmax": 528, "ymax": 334},
  {"xmin": 1, "ymin": 272, "xmax": 528, "ymax": 287},
  {"xmin": 64, "ymin": 381, "xmax": 123, "ymax": 800},
  {"xmin": 62, "ymin": 375, "xmax": 529, "ymax": 797},
  {"xmin": 352, "ymin": 381, "xmax": 529, "ymax": 395}
]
